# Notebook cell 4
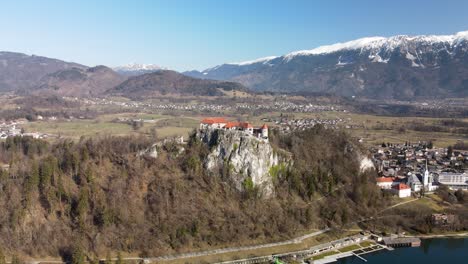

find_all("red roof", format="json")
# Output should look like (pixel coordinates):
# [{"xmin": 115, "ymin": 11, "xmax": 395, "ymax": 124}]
[
  {"xmin": 261, "ymin": 124, "xmax": 268, "ymax": 129},
  {"xmin": 225, "ymin": 121, "xmax": 239, "ymax": 128},
  {"xmin": 239, "ymin": 122, "xmax": 253, "ymax": 129},
  {"xmin": 201, "ymin": 117, "xmax": 228, "ymax": 124},
  {"xmin": 393, "ymin": 183, "xmax": 410, "ymax": 190},
  {"xmin": 376, "ymin": 177, "xmax": 393, "ymax": 183}
]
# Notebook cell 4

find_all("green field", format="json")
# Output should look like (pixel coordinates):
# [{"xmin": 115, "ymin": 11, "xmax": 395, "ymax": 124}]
[{"xmin": 22, "ymin": 115, "xmax": 200, "ymax": 140}]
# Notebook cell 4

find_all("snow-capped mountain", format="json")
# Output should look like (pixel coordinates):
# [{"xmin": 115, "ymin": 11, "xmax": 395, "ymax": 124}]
[
  {"xmin": 184, "ymin": 31, "xmax": 468, "ymax": 99},
  {"xmin": 113, "ymin": 63, "xmax": 166, "ymax": 76}
]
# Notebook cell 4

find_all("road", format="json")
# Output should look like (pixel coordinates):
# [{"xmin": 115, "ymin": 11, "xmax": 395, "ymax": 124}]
[
  {"xmin": 378, "ymin": 198, "xmax": 419, "ymax": 213},
  {"xmin": 148, "ymin": 228, "xmax": 331, "ymax": 262}
]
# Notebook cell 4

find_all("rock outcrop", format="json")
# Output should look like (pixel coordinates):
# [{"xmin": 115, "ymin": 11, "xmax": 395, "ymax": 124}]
[{"xmin": 198, "ymin": 128, "xmax": 287, "ymax": 196}]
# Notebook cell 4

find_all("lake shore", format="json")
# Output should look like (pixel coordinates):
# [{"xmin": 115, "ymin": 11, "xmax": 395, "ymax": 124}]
[{"xmin": 403, "ymin": 232, "xmax": 468, "ymax": 239}]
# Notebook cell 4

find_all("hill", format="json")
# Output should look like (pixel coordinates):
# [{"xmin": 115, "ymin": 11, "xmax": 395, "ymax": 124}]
[
  {"xmin": 0, "ymin": 51, "xmax": 86, "ymax": 92},
  {"xmin": 34, "ymin": 66, "xmax": 126, "ymax": 96},
  {"xmin": 185, "ymin": 31, "xmax": 468, "ymax": 100},
  {"xmin": 110, "ymin": 70, "xmax": 248, "ymax": 98},
  {"xmin": 0, "ymin": 127, "xmax": 383, "ymax": 259}
]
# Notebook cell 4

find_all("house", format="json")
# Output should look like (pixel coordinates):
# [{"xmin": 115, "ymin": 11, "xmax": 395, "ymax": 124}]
[
  {"xmin": 392, "ymin": 183, "xmax": 411, "ymax": 198},
  {"xmin": 376, "ymin": 177, "xmax": 394, "ymax": 189}
]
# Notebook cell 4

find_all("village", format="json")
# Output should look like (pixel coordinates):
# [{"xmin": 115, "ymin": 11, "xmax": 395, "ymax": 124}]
[
  {"xmin": 0, "ymin": 119, "xmax": 53, "ymax": 139},
  {"xmin": 71, "ymin": 97, "xmax": 344, "ymax": 114},
  {"xmin": 371, "ymin": 142, "xmax": 468, "ymax": 198},
  {"xmin": 260, "ymin": 116, "xmax": 357, "ymax": 133}
]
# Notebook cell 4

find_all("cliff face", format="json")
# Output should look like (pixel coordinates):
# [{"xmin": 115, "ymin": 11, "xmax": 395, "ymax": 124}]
[{"xmin": 198, "ymin": 128, "xmax": 285, "ymax": 196}]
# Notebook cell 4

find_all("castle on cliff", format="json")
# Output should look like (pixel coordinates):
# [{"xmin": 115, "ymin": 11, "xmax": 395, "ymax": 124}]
[{"xmin": 200, "ymin": 117, "xmax": 268, "ymax": 140}]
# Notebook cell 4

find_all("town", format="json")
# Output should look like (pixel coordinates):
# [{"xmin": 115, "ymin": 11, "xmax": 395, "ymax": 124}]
[{"xmin": 372, "ymin": 142, "xmax": 468, "ymax": 197}]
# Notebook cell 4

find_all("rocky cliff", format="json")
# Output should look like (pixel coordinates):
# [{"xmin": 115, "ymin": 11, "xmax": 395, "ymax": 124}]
[{"xmin": 198, "ymin": 128, "xmax": 288, "ymax": 196}]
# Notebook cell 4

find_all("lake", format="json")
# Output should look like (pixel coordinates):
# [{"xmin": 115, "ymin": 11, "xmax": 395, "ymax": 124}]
[{"xmin": 336, "ymin": 238, "xmax": 468, "ymax": 264}]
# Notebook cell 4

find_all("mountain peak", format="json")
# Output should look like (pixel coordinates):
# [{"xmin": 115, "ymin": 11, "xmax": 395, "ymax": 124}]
[
  {"xmin": 113, "ymin": 63, "xmax": 166, "ymax": 77},
  {"xmin": 114, "ymin": 63, "xmax": 165, "ymax": 71}
]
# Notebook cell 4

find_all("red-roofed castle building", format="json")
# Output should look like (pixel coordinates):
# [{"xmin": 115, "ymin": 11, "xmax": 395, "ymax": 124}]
[{"xmin": 200, "ymin": 118, "xmax": 268, "ymax": 140}]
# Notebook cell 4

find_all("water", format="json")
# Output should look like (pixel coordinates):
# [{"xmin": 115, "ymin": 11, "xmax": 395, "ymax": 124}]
[{"xmin": 336, "ymin": 238, "xmax": 468, "ymax": 264}]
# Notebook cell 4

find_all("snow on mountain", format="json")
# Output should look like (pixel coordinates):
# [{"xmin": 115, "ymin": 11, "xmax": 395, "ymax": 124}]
[
  {"xmin": 113, "ymin": 63, "xmax": 165, "ymax": 72},
  {"xmin": 284, "ymin": 37, "xmax": 387, "ymax": 61},
  {"xmin": 194, "ymin": 30, "xmax": 468, "ymax": 73},
  {"xmin": 283, "ymin": 30, "xmax": 468, "ymax": 61},
  {"xmin": 182, "ymin": 30, "xmax": 468, "ymax": 100},
  {"xmin": 227, "ymin": 56, "xmax": 278, "ymax": 66}
]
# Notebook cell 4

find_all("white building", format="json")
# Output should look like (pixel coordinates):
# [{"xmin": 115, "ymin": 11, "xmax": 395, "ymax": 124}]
[
  {"xmin": 376, "ymin": 177, "xmax": 394, "ymax": 189},
  {"xmin": 393, "ymin": 183, "xmax": 411, "ymax": 198},
  {"xmin": 436, "ymin": 172, "xmax": 468, "ymax": 190},
  {"xmin": 407, "ymin": 173, "xmax": 423, "ymax": 192},
  {"xmin": 421, "ymin": 159, "xmax": 438, "ymax": 192},
  {"xmin": 200, "ymin": 117, "xmax": 228, "ymax": 129}
]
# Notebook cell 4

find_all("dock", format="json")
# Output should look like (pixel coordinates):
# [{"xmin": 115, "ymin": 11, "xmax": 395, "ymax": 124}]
[{"xmin": 382, "ymin": 237, "xmax": 421, "ymax": 247}]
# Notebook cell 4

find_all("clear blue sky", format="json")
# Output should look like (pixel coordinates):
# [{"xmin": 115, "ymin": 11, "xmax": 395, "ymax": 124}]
[{"xmin": 1, "ymin": 0, "xmax": 467, "ymax": 71}]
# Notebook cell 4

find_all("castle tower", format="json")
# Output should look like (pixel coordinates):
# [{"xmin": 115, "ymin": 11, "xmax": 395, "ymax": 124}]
[{"xmin": 261, "ymin": 124, "xmax": 268, "ymax": 139}]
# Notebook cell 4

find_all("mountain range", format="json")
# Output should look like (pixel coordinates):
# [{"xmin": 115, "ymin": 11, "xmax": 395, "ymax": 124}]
[
  {"xmin": 0, "ymin": 52, "xmax": 244, "ymax": 97},
  {"xmin": 185, "ymin": 31, "xmax": 468, "ymax": 99},
  {"xmin": 1, "ymin": 31, "xmax": 468, "ymax": 99}
]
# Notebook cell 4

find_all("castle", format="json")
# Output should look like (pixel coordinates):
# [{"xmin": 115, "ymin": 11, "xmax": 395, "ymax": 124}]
[{"xmin": 200, "ymin": 117, "xmax": 268, "ymax": 140}]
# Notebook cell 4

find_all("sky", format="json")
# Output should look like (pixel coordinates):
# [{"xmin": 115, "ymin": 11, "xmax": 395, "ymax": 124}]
[{"xmin": 1, "ymin": 0, "xmax": 468, "ymax": 71}]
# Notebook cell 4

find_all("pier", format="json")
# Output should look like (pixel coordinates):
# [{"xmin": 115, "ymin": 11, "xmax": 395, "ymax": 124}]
[{"xmin": 382, "ymin": 237, "xmax": 421, "ymax": 247}]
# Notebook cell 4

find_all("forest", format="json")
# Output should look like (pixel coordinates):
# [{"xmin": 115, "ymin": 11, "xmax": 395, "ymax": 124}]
[{"xmin": 0, "ymin": 127, "xmax": 386, "ymax": 262}]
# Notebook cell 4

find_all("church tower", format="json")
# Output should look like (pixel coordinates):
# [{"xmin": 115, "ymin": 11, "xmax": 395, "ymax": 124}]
[
  {"xmin": 423, "ymin": 159, "xmax": 429, "ymax": 186},
  {"xmin": 423, "ymin": 159, "xmax": 432, "ymax": 191}
]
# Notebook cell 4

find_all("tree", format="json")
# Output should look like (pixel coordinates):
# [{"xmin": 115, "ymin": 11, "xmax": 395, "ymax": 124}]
[
  {"xmin": 116, "ymin": 252, "xmax": 123, "ymax": 264},
  {"xmin": 427, "ymin": 141, "xmax": 433, "ymax": 149},
  {"xmin": 71, "ymin": 244, "xmax": 85, "ymax": 264},
  {"xmin": 447, "ymin": 145, "xmax": 453, "ymax": 158},
  {"xmin": 11, "ymin": 255, "xmax": 21, "ymax": 264},
  {"xmin": 131, "ymin": 120, "xmax": 143, "ymax": 131},
  {"xmin": 149, "ymin": 127, "xmax": 158, "ymax": 140},
  {"xmin": 455, "ymin": 189, "xmax": 465, "ymax": 203},
  {"xmin": 0, "ymin": 248, "xmax": 6, "ymax": 264},
  {"xmin": 105, "ymin": 252, "xmax": 112, "ymax": 264}
]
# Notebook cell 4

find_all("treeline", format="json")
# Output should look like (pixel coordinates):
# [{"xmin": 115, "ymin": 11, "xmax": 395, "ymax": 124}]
[{"xmin": 0, "ymin": 127, "xmax": 383, "ymax": 261}]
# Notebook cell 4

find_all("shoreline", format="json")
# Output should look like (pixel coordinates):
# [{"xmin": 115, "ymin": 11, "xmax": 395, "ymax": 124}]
[{"xmin": 403, "ymin": 232, "xmax": 468, "ymax": 239}]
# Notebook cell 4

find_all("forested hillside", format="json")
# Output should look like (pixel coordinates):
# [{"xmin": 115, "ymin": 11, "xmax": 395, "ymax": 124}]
[{"xmin": 0, "ymin": 127, "xmax": 384, "ymax": 261}]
